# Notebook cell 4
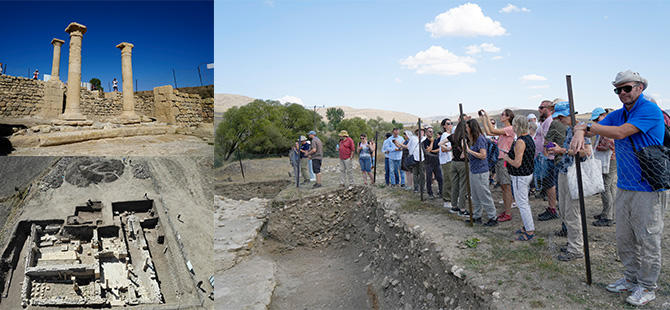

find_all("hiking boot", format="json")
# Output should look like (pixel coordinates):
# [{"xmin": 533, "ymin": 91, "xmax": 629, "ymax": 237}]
[
  {"xmin": 606, "ymin": 277, "xmax": 637, "ymax": 293},
  {"xmin": 557, "ymin": 251, "xmax": 583, "ymax": 261},
  {"xmin": 497, "ymin": 213, "xmax": 512, "ymax": 222},
  {"xmin": 555, "ymin": 227, "xmax": 568, "ymax": 237},
  {"xmin": 538, "ymin": 208, "xmax": 558, "ymax": 221},
  {"xmin": 466, "ymin": 217, "xmax": 482, "ymax": 225},
  {"xmin": 592, "ymin": 218, "xmax": 614, "ymax": 227},
  {"xmin": 626, "ymin": 285, "xmax": 656, "ymax": 306},
  {"xmin": 483, "ymin": 218, "xmax": 499, "ymax": 227}
]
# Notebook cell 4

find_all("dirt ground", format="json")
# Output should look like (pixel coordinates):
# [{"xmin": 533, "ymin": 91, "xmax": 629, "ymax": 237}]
[
  {"xmin": 8, "ymin": 134, "xmax": 213, "ymax": 156},
  {"xmin": 0, "ymin": 156, "xmax": 213, "ymax": 309},
  {"xmin": 216, "ymin": 157, "xmax": 670, "ymax": 310}
]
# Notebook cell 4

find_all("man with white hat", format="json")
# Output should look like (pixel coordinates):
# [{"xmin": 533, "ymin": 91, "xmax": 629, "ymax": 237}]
[{"xmin": 572, "ymin": 70, "xmax": 666, "ymax": 307}]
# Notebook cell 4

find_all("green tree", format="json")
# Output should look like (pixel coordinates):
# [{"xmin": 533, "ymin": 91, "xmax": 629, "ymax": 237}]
[
  {"xmin": 215, "ymin": 99, "xmax": 320, "ymax": 164},
  {"xmin": 326, "ymin": 107, "xmax": 345, "ymax": 129},
  {"xmin": 89, "ymin": 78, "xmax": 103, "ymax": 91}
]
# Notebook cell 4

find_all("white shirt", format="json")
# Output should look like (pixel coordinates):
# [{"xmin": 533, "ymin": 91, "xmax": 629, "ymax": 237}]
[
  {"xmin": 438, "ymin": 133, "xmax": 453, "ymax": 164},
  {"xmin": 407, "ymin": 135, "xmax": 426, "ymax": 161}
]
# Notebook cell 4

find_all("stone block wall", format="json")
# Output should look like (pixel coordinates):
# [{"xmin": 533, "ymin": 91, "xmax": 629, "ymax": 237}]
[
  {"xmin": 0, "ymin": 74, "xmax": 213, "ymax": 125},
  {"xmin": 0, "ymin": 76, "xmax": 45, "ymax": 117}
]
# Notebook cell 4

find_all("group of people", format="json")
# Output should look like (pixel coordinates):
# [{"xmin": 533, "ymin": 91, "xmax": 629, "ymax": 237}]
[{"xmin": 289, "ymin": 70, "xmax": 666, "ymax": 307}]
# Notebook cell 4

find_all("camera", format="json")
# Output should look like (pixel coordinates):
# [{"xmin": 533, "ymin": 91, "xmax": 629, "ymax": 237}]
[{"xmin": 478, "ymin": 110, "xmax": 484, "ymax": 116}]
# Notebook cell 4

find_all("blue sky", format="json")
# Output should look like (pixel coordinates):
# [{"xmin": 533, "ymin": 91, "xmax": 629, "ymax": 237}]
[
  {"xmin": 217, "ymin": 0, "xmax": 670, "ymax": 117},
  {"xmin": 2, "ymin": 1, "xmax": 213, "ymax": 92}
]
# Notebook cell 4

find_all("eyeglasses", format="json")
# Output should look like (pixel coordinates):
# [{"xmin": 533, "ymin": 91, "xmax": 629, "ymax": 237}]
[{"xmin": 614, "ymin": 83, "xmax": 640, "ymax": 95}]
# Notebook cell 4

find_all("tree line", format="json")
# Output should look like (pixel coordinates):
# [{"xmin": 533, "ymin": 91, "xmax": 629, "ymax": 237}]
[{"xmin": 215, "ymin": 101, "xmax": 403, "ymax": 167}]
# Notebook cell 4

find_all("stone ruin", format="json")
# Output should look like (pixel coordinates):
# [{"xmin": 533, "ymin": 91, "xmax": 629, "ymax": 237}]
[
  {"xmin": 0, "ymin": 21, "xmax": 214, "ymax": 149},
  {"xmin": 1, "ymin": 199, "xmax": 176, "ymax": 308}
]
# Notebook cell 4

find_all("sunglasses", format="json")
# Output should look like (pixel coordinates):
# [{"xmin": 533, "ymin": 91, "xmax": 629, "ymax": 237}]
[
  {"xmin": 538, "ymin": 106, "xmax": 546, "ymax": 110},
  {"xmin": 445, "ymin": 122, "xmax": 452, "ymax": 125},
  {"xmin": 614, "ymin": 83, "xmax": 640, "ymax": 95}
]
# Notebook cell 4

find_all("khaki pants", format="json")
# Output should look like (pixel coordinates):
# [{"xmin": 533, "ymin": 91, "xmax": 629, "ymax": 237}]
[
  {"xmin": 616, "ymin": 189, "xmax": 667, "ymax": 290},
  {"xmin": 558, "ymin": 173, "xmax": 583, "ymax": 255},
  {"xmin": 450, "ymin": 161, "xmax": 467, "ymax": 209},
  {"xmin": 441, "ymin": 162, "xmax": 452, "ymax": 202},
  {"xmin": 339, "ymin": 158, "xmax": 354, "ymax": 185},
  {"xmin": 599, "ymin": 160, "xmax": 617, "ymax": 220}
]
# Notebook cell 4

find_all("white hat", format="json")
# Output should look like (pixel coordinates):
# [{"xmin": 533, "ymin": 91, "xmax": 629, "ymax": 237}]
[
  {"xmin": 613, "ymin": 70, "xmax": 648, "ymax": 90},
  {"xmin": 527, "ymin": 113, "xmax": 537, "ymax": 120}
]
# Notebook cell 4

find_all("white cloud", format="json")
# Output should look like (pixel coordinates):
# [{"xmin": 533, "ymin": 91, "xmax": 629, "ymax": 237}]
[
  {"xmin": 491, "ymin": 55, "xmax": 504, "ymax": 60},
  {"xmin": 276, "ymin": 95, "xmax": 304, "ymax": 105},
  {"xmin": 425, "ymin": 3, "xmax": 508, "ymax": 37},
  {"xmin": 529, "ymin": 94, "xmax": 543, "ymax": 99},
  {"xmin": 526, "ymin": 84, "xmax": 549, "ymax": 89},
  {"xmin": 520, "ymin": 74, "xmax": 548, "ymax": 82},
  {"xmin": 395, "ymin": 78, "xmax": 403, "ymax": 83},
  {"xmin": 263, "ymin": 0, "xmax": 275, "ymax": 7},
  {"xmin": 400, "ymin": 46, "xmax": 477, "ymax": 76},
  {"xmin": 500, "ymin": 4, "xmax": 530, "ymax": 13},
  {"xmin": 465, "ymin": 43, "xmax": 501, "ymax": 55}
]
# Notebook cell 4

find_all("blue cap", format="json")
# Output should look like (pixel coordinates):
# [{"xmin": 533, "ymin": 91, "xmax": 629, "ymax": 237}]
[
  {"xmin": 551, "ymin": 101, "xmax": 571, "ymax": 118},
  {"xmin": 308, "ymin": 131, "xmax": 316, "ymax": 135},
  {"xmin": 590, "ymin": 107, "xmax": 606, "ymax": 121}
]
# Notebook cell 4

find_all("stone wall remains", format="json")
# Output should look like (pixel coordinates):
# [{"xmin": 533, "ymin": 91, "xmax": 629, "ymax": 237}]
[
  {"xmin": 0, "ymin": 76, "xmax": 45, "ymax": 117},
  {"xmin": 0, "ymin": 74, "xmax": 213, "ymax": 125}
]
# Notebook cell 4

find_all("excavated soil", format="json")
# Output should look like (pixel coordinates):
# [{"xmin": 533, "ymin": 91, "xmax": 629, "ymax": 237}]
[{"xmin": 216, "ymin": 157, "xmax": 670, "ymax": 310}]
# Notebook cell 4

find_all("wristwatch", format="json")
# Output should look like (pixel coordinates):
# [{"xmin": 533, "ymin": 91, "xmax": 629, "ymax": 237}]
[{"xmin": 586, "ymin": 123, "xmax": 592, "ymax": 132}]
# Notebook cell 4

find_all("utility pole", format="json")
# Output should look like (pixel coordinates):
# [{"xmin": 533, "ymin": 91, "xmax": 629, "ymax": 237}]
[{"xmin": 312, "ymin": 105, "xmax": 326, "ymax": 132}]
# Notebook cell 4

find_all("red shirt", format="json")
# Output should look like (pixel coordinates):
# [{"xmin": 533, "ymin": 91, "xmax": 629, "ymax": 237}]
[{"xmin": 339, "ymin": 137, "xmax": 355, "ymax": 159}]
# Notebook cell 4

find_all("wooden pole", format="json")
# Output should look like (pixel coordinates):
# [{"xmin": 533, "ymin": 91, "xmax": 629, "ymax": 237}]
[
  {"xmin": 566, "ymin": 75, "xmax": 592, "ymax": 285},
  {"xmin": 418, "ymin": 118, "xmax": 424, "ymax": 201},
  {"xmin": 373, "ymin": 131, "xmax": 379, "ymax": 184}
]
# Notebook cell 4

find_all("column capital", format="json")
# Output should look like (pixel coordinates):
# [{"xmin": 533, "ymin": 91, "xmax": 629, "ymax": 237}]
[
  {"xmin": 51, "ymin": 38, "xmax": 65, "ymax": 46},
  {"xmin": 65, "ymin": 22, "xmax": 87, "ymax": 36},
  {"xmin": 116, "ymin": 42, "xmax": 134, "ymax": 52}
]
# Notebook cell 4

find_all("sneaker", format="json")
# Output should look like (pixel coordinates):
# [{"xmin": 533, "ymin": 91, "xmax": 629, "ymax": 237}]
[
  {"xmin": 428, "ymin": 194, "xmax": 436, "ymax": 200},
  {"xmin": 538, "ymin": 209, "xmax": 558, "ymax": 221},
  {"xmin": 401, "ymin": 184, "xmax": 406, "ymax": 188},
  {"xmin": 483, "ymin": 218, "xmax": 499, "ymax": 227},
  {"xmin": 606, "ymin": 277, "xmax": 637, "ymax": 293},
  {"xmin": 626, "ymin": 285, "xmax": 655, "ymax": 306},
  {"xmin": 557, "ymin": 251, "xmax": 583, "ymax": 261},
  {"xmin": 443, "ymin": 202, "xmax": 452, "ymax": 209},
  {"xmin": 458, "ymin": 210, "xmax": 470, "ymax": 217},
  {"xmin": 511, "ymin": 202, "xmax": 517, "ymax": 209},
  {"xmin": 466, "ymin": 217, "xmax": 482, "ymax": 225},
  {"xmin": 497, "ymin": 213, "xmax": 512, "ymax": 222},
  {"xmin": 313, "ymin": 183, "xmax": 322, "ymax": 188},
  {"xmin": 301, "ymin": 180, "xmax": 310, "ymax": 185},
  {"xmin": 592, "ymin": 218, "xmax": 614, "ymax": 227},
  {"xmin": 594, "ymin": 214, "xmax": 602, "ymax": 220},
  {"xmin": 449, "ymin": 206, "xmax": 460, "ymax": 214}
]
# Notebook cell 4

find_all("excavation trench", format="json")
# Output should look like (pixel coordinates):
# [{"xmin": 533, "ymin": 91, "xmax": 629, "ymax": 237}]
[{"xmin": 222, "ymin": 185, "xmax": 493, "ymax": 309}]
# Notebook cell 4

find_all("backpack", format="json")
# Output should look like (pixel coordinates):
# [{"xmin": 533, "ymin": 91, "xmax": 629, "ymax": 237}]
[
  {"xmin": 486, "ymin": 139, "xmax": 499, "ymax": 172},
  {"xmin": 662, "ymin": 110, "xmax": 670, "ymax": 147}
]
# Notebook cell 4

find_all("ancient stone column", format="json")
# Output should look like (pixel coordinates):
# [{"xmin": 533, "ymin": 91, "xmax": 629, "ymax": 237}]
[
  {"xmin": 50, "ymin": 38, "xmax": 65, "ymax": 81},
  {"xmin": 116, "ymin": 42, "xmax": 139, "ymax": 122},
  {"xmin": 60, "ymin": 22, "xmax": 87, "ymax": 121}
]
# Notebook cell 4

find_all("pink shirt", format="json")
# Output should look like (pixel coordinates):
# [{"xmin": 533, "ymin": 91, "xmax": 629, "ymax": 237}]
[
  {"xmin": 497, "ymin": 126, "xmax": 515, "ymax": 159},
  {"xmin": 534, "ymin": 115, "xmax": 553, "ymax": 159}
]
